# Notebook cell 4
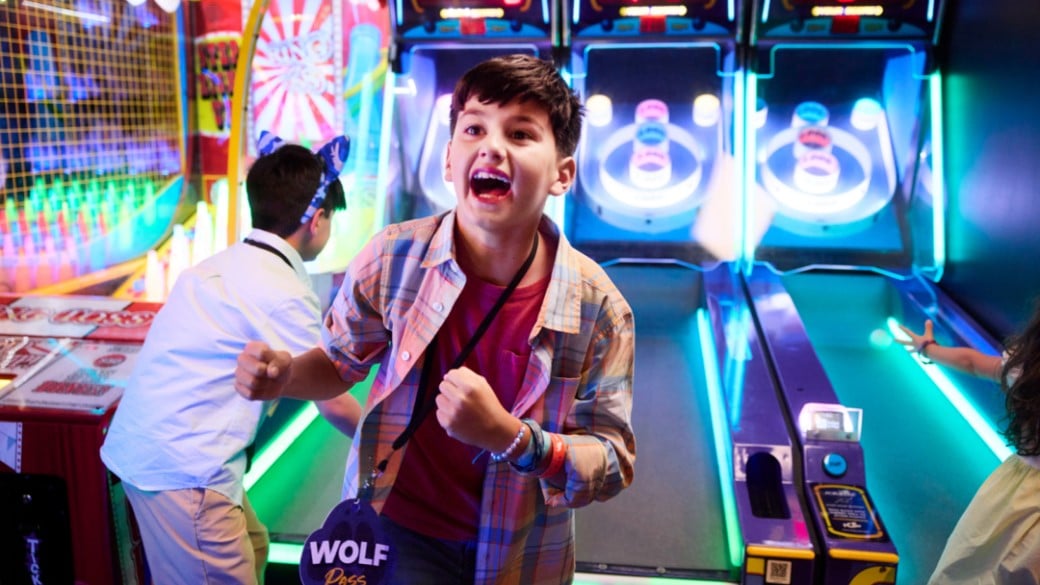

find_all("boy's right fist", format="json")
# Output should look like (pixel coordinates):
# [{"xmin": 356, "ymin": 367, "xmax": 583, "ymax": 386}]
[{"xmin": 235, "ymin": 340, "xmax": 292, "ymax": 401}]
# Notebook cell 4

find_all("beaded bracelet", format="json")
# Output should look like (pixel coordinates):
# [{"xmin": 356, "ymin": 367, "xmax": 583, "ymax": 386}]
[
  {"xmin": 538, "ymin": 433, "xmax": 567, "ymax": 479},
  {"xmin": 491, "ymin": 423, "xmax": 527, "ymax": 463}
]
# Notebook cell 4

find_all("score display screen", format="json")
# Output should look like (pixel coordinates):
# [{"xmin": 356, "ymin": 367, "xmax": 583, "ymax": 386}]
[
  {"xmin": 759, "ymin": 0, "xmax": 941, "ymax": 35},
  {"xmin": 411, "ymin": 0, "xmax": 527, "ymax": 8}
]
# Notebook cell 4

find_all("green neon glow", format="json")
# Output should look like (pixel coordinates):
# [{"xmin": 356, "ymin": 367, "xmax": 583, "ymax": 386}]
[
  {"xmin": 885, "ymin": 318, "xmax": 1010, "ymax": 461},
  {"xmin": 244, "ymin": 402, "xmax": 320, "ymax": 491},
  {"xmin": 929, "ymin": 72, "xmax": 946, "ymax": 278},
  {"xmin": 741, "ymin": 73, "xmax": 759, "ymax": 275},
  {"xmin": 695, "ymin": 309, "xmax": 744, "ymax": 572},
  {"xmin": 269, "ymin": 542, "xmax": 304, "ymax": 564}
]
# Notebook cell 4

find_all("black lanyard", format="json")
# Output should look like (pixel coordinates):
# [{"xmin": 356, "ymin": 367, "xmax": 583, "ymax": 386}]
[
  {"xmin": 241, "ymin": 238, "xmax": 294, "ymax": 473},
  {"xmin": 243, "ymin": 238, "xmax": 293, "ymax": 270},
  {"xmin": 363, "ymin": 235, "xmax": 539, "ymax": 494}
]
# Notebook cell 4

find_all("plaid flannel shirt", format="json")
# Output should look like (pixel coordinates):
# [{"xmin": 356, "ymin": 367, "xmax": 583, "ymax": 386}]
[{"xmin": 322, "ymin": 210, "xmax": 636, "ymax": 584}]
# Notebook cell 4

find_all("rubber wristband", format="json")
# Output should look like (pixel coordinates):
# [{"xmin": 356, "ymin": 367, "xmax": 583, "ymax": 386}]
[
  {"xmin": 513, "ymin": 421, "xmax": 538, "ymax": 470},
  {"xmin": 538, "ymin": 433, "xmax": 567, "ymax": 479},
  {"xmin": 918, "ymin": 339, "xmax": 936, "ymax": 364}
]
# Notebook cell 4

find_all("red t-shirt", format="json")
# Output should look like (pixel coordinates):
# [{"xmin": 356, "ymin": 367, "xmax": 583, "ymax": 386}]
[{"xmin": 381, "ymin": 272, "xmax": 549, "ymax": 541}]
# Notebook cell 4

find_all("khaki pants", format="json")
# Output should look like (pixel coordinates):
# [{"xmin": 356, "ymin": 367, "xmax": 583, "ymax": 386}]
[{"xmin": 123, "ymin": 484, "xmax": 269, "ymax": 585}]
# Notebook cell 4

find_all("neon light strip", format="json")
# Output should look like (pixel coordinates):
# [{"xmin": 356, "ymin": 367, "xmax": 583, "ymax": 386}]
[
  {"xmin": 741, "ymin": 73, "xmax": 758, "ymax": 274},
  {"xmin": 885, "ymin": 318, "xmax": 1011, "ymax": 462},
  {"xmin": 696, "ymin": 309, "xmax": 743, "ymax": 571},
  {"xmin": 760, "ymin": 0, "xmax": 771, "ymax": 23},
  {"xmin": 927, "ymin": 0, "xmax": 935, "ymax": 22},
  {"xmin": 22, "ymin": 1, "xmax": 111, "ymax": 23},
  {"xmin": 269, "ymin": 542, "xmax": 303, "ymax": 564},
  {"xmin": 929, "ymin": 72, "xmax": 946, "ymax": 276},
  {"xmin": 728, "ymin": 0, "xmax": 734, "ymax": 22},
  {"xmin": 243, "ymin": 403, "xmax": 320, "ymax": 490},
  {"xmin": 733, "ymin": 68, "xmax": 746, "ymax": 265}
]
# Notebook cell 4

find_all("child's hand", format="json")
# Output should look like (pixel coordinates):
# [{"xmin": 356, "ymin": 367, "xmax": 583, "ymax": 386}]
[
  {"xmin": 235, "ymin": 341, "xmax": 292, "ymax": 401},
  {"xmin": 897, "ymin": 319, "xmax": 935, "ymax": 353},
  {"xmin": 435, "ymin": 366, "xmax": 513, "ymax": 452}
]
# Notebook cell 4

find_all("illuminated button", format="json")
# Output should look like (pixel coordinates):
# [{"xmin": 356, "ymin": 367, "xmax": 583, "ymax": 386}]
[
  {"xmin": 401, "ymin": 351, "xmax": 411, "ymax": 362},
  {"xmin": 822, "ymin": 453, "xmax": 847, "ymax": 477},
  {"xmin": 432, "ymin": 302, "xmax": 444, "ymax": 312}
]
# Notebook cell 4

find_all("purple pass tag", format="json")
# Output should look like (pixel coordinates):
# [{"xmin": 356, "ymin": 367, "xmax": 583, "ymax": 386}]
[{"xmin": 299, "ymin": 498, "xmax": 395, "ymax": 585}]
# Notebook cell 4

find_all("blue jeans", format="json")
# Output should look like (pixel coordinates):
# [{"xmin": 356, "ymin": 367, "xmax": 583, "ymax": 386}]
[{"xmin": 381, "ymin": 515, "xmax": 477, "ymax": 585}]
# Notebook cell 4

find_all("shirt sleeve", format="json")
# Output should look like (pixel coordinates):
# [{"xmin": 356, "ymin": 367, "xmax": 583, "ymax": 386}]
[
  {"xmin": 321, "ymin": 232, "xmax": 392, "ymax": 384},
  {"xmin": 552, "ymin": 299, "xmax": 636, "ymax": 508}
]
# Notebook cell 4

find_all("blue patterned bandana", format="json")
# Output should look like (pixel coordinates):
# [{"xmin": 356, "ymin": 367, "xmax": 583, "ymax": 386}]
[{"xmin": 256, "ymin": 130, "xmax": 350, "ymax": 224}]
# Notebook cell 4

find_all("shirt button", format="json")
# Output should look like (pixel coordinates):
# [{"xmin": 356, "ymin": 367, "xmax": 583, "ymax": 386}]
[
  {"xmin": 433, "ymin": 302, "xmax": 444, "ymax": 312},
  {"xmin": 401, "ymin": 351, "xmax": 411, "ymax": 361}
]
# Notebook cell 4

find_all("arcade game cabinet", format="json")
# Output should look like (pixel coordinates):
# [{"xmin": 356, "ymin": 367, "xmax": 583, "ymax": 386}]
[
  {"xmin": 563, "ymin": 1, "xmax": 818, "ymax": 581},
  {"xmin": 380, "ymin": 0, "xmax": 559, "ymax": 225},
  {"xmin": 0, "ymin": 294, "xmax": 160, "ymax": 584},
  {"xmin": 0, "ymin": 1, "xmax": 186, "ymax": 296},
  {"xmin": 743, "ymin": 1, "xmax": 1007, "ymax": 582}
]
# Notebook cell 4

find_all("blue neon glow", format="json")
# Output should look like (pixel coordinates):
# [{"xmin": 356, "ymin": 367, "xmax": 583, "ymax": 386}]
[
  {"xmin": 761, "ymin": 0, "xmax": 771, "ymax": 23},
  {"xmin": 723, "ymin": 306, "xmax": 751, "ymax": 429},
  {"xmin": 728, "ymin": 0, "xmax": 734, "ymax": 21},
  {"xmin": 886, "ymin": 318, "xmax": 1011, "ymax": 462},
  {"xmin": 542, "ymin": 0, "xmax": 549, "ymax": 24},
  {"xmin": 733, "ymin": 69, "xmax": 746, "ymax": 266},
  {"xmin": 927, "ymin": 0, "xmax": 935, "ymax": 22},
  {"xmin": 741, "ymin": 73, "xmax": 758, "ymax": 274},
  {"xmin": 573, "ymin": 0, "xmax": 580, "ymax": 24}
]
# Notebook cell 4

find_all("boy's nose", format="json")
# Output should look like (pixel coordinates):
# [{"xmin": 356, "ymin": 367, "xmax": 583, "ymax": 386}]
[{"xmin": 479, "ymin": 134, "xmax": 505, "ymax": 160}]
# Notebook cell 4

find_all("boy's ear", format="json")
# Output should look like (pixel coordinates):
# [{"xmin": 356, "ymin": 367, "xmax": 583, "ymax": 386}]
[
  {"xmin": 549, "ymin": 155, "xmax": 576, "ymax": 196},
  {"xmin": 305, "ymin": 208, "xmax": 328, "ymax": 234}
]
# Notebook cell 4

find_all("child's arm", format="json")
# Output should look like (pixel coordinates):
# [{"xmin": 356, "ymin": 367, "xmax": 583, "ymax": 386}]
[
  {"xmin": 236, "ymin": 344, "xmax": 349, "ymax": 400},
  {"xmin": 316, "ymin": 393, "xmax": 362, "ymax": 437},
  {"xmin": 897, "ymin": 319, "xmax": 1003, "ymax": 382}
]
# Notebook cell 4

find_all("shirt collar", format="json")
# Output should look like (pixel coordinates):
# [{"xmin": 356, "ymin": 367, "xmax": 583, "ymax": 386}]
[{"xmin": 424, "ymin": 211, "xmax": 583, "ymax": 335}]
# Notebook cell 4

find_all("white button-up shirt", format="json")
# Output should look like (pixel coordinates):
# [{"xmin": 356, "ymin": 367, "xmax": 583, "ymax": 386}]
[{"xmin": 100, "ymin": 229, "xmax": 321, "ymax": 505}]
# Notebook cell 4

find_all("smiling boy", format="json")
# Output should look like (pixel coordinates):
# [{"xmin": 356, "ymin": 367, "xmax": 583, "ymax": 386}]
[{"xmin": 234, "ymin": 54, "xmax": 636, "ymax": 584}]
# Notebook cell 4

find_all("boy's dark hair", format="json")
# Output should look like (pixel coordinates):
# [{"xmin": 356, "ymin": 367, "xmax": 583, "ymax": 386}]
[
  {"xmin": 1002, "ymin": 299, "xmax": 1040, "ymax": 456},
  {"xmin": 245, "ymin": 144, "xmax": 347, "ymax": 237},
  {"xmin": 449, "ymin": 54, "xmax": 584, "ymax": 158}
]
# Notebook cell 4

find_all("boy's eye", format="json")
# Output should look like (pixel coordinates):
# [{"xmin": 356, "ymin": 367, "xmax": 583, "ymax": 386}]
[
  {"xmin": 463, "ymin": 125, "xmax": 483, "ymax": 136},
  {"xmin": 511, "ymin": 130, "xmax": 532, "ymax": 140}
]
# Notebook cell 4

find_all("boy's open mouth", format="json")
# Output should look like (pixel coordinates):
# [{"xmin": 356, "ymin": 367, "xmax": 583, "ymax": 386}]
[{"xmin": 470, "ymin": 170, "xmax": 511, "ymax": 199}]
